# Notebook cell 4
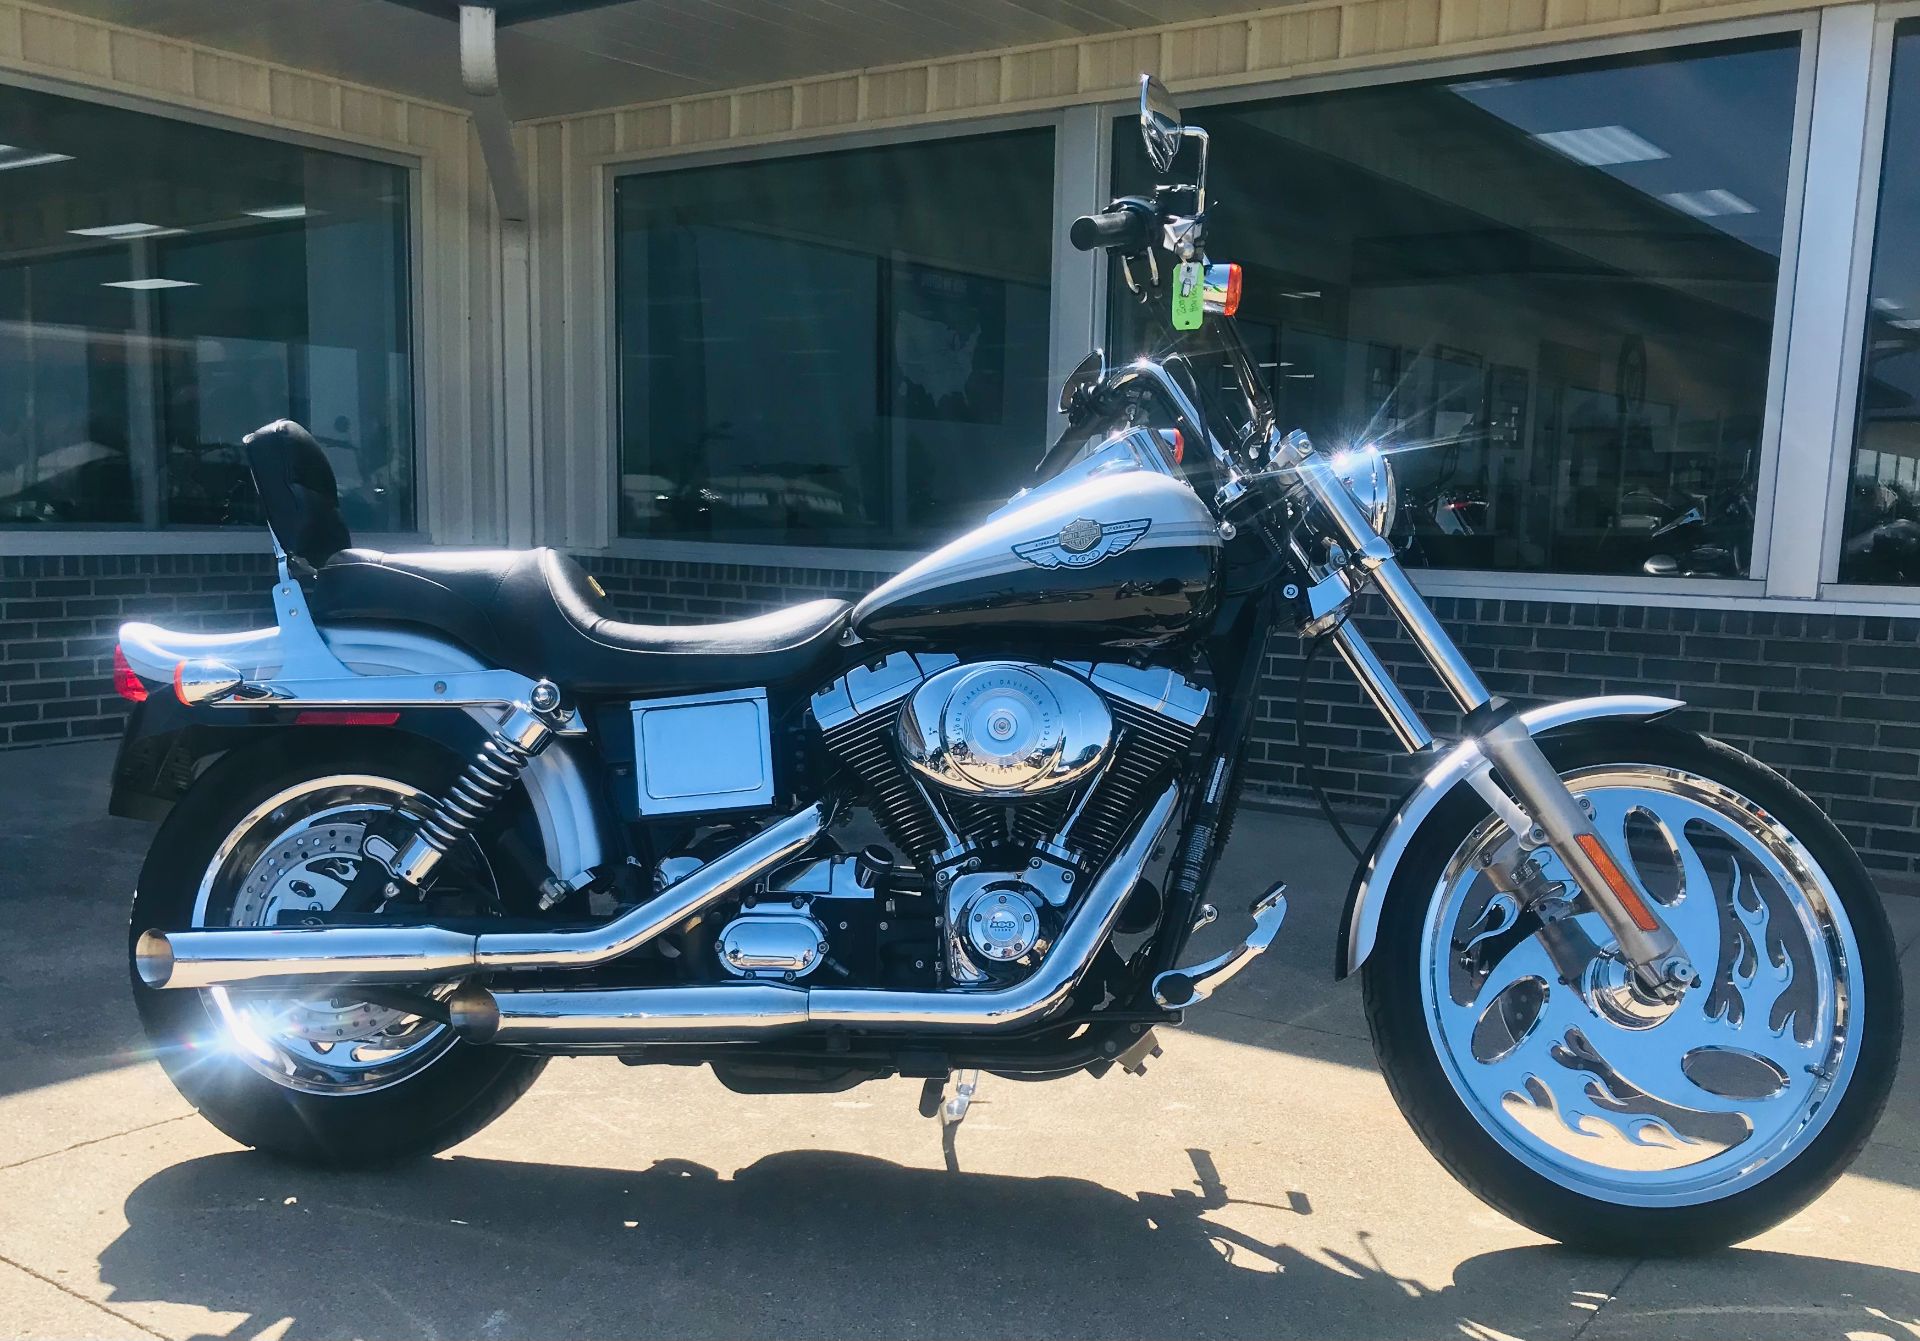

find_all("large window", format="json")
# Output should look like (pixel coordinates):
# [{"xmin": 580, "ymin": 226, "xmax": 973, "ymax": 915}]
[
  {"xmin": 0, "ymin": 83, "xmax": 414, "ymax": 531},
  {"xmin": 614, "ymin": 128, "xmax": 1055, "ymax": 548},
  {"xmin": 1842, "ymin": 18, "xmax": 1920, "ymax": 587},
  {"xmin": 1112, "ymin": 36, "xmax": 1801, "ymax": 578}
]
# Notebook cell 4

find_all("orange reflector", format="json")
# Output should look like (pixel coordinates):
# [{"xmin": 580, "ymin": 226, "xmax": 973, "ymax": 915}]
[
  {"xmin": 1217, "ymin": 263, "xmax": 1242, "ymax": 316},
  {"xmin": 1574, "ymin": 833, "xmax": 1661, "ymax": 932},
  {"xmin": 295, "ymin": 710, "xmax": 401, "ymax": 726},
  {"xmin": 112, "ymin": 645, "xmax": 147, "ymax": 702},
  {"xmin": 1161, "ymin": 428, "xmax": 1185, "ymax": 465}
]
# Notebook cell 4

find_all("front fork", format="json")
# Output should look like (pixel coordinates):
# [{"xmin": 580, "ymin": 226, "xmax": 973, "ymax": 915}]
[{"xmin": 1272, "ymin": 430, "xmax": 1697, "ymax": 998}]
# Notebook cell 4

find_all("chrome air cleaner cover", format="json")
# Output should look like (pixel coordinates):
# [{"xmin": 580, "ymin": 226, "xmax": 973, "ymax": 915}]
[{"xmin": 898, "ymin": 661, "xmax": 1112, "ymax": 796}]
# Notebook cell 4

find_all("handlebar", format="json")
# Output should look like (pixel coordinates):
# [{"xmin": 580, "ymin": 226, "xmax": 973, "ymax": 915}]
[{"xmin": 1069, "ymin": 198, "xmax": 1157, "ymax": 254}]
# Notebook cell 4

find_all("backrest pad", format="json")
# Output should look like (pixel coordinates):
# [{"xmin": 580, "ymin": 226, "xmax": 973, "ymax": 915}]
[{"xmin": 243, "ymin": 419, "xmax": 352, "ymax": 570}]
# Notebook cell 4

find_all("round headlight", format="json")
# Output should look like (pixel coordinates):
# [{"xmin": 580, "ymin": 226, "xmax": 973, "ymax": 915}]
[{"xmin": 1330, "ymin": 444, "xmax": 1397, "ymax": 539}]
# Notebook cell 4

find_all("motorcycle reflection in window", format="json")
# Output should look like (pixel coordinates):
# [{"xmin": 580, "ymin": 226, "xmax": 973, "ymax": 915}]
[
  {"xmin": 1840, "ymin": 473, "xmax": 1920, "ymax": 584},
  {"xmin": 109, "ymin": 76, "xmax": 1901, "ymax": 1256}
]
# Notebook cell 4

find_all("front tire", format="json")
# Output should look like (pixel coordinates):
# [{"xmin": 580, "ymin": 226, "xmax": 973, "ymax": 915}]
[
  {"xmin": 1363, "ymin": 723, "xmax": 1901, "ymax": 1253},
  {"xmin": 130, "ymin": 736, "xmax": 546, "ymax": 1166}
]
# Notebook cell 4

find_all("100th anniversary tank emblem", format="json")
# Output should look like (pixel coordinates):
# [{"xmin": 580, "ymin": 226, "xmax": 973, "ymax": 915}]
[{"xmin": 1011, "ymin": 516, "xmax": 1151, "ymax": 569}]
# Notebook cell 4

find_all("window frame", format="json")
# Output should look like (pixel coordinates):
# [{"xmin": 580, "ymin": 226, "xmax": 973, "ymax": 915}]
[
  {"xmin": 598, "ymin": 107, "xmax": 1070, "ymax": 570},
  {"xmin": 1819, "ymin": 0, "xmax": 1920, "ymax": 604},
  {"xmin": 593, "ymin": 14, "xmax": 1826, "ymax": 602},
  {"xmin": 1093, "ymin": 13, "xmax": 1820, "ymax": 602},
  {"xmin": 0, "ymin": 66, "xmax": 429, "ymax": 554}
]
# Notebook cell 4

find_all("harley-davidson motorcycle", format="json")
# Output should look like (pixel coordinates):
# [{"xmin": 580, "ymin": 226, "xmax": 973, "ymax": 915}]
[{"xmin": 113, "ymin": 78, "xmax": 1899, "ymax": 1254}]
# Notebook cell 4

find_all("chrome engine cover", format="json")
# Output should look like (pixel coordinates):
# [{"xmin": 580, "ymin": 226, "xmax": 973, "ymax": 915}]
[
  {"xmin": 898, "ymin": 661, "xmax": 1112, "ymax": 797},
  {"xmin": 944, "ymin": 870, "xmax": 1059, "ymax": 985},
  {"xmin": 716, "ymin": 904, "xmax": 830, "ymax": 980}
]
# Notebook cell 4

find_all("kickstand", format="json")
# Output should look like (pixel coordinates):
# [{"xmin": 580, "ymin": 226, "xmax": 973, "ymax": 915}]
[{"xmin": 934, "ymin": 1068, "xmax": 979, "ymax": 1173}]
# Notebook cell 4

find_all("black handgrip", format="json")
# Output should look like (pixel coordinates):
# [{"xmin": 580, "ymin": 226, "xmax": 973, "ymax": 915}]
[{"xmin": 1070, "ymin": 199, "xmax": 1156, "ymax": 254}]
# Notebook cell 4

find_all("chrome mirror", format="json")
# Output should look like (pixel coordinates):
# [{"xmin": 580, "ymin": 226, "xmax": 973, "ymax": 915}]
[{"xmin": 1140, "ymin": 75, "xmax": 1182, "ymax": 174}]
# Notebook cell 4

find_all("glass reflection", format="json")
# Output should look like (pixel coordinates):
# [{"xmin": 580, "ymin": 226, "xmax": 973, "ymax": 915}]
[
  {"xmin": 614, "ymin": 129, "xmax": 1054, "ymax": 548},
  {"xmin": 0, "ymin": 82, "xmax": 413, "ymax": 530},
  {"xmin": 1112, "ymin": 37, "xmax": 1799, "ymax": 578},
  {"xmin": 1843, "ymin": 18, "xmax": 1920, "ymax": 586}
]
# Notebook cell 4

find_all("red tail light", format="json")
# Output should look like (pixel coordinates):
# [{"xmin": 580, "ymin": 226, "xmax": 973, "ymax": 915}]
[{"xmin": 113, "ymin": 645, "xmax": 148, "ymax": 702}]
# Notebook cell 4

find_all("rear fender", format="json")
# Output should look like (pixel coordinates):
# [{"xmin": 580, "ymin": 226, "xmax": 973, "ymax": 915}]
[
  {"xmin": 112, "ymin": 622, "xmax": 608, "ymax": 885},
  {"xmin": 1335, "ymin": 695, "xmax": 1685, "ymax": 979}
]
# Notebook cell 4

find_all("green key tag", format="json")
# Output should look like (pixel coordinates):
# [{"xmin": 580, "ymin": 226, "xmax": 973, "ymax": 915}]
[{"xmin": 1171, "ymin": 260, "xmax": 1204, "ymax": 331}]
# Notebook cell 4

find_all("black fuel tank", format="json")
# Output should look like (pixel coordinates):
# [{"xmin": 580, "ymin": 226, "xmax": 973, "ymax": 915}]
[{"xmin": 851, "ymin": 462, "xmax": 1221, "ymax": 650}]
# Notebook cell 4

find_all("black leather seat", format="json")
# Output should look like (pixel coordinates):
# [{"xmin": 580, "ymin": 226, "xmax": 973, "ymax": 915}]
[
  {"xmin": 312, "ymin": 547, "xmax": 851, "ymax": 694},
  {"xmin": 243, "ymin": 419, "xmax": 851, "ymax": 695}
]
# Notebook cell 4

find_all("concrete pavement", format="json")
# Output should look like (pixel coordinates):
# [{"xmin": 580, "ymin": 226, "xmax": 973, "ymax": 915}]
[{"xmin": 4, "ymin": 740, "xmax": 1920, "ymax": 1339}]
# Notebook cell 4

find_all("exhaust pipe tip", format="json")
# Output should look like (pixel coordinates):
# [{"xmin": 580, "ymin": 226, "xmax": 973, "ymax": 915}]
[
  {"xmin": 448, "ymin": 985, "xmax": 500, "ymax": 1042},
  {"xmin": 134, "ymin": 929, "xmax": 175, "ymax": 989}
]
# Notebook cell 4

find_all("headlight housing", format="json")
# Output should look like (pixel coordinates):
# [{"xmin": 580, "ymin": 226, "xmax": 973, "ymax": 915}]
[{"xmin": 1330, "ymin": 444, "xmax": 1397, "ymax": 540}]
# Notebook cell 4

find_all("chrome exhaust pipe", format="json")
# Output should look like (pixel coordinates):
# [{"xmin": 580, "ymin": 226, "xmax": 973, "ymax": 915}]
[
  {"xmin": 136, "ymin": 799, "xmax": 836, "ymax": 991},
  {"xmin": 450, "ymin": 784, "xmax": 1179, "ymax": 1046}
]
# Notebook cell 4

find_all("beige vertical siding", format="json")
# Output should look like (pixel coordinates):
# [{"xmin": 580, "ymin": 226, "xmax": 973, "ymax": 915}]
[{"xmin": 519, "ymin": 0, "xmax": 1832, "ymax": 146}]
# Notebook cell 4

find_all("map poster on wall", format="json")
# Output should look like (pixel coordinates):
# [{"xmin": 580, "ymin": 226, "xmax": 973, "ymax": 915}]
[{"xmin": 879, "ymin": 257, "xmax": 1005, "ymax": 425}]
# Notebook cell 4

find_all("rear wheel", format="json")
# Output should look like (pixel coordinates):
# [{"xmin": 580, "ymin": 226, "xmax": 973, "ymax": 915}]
[
  {"xmin": 1364, "ymin": 724, "xmax": 1901, "ymax": 1252},
  {"xmin": 130, "ymin": 738, "xmax": 545, "ymax": 1166}
]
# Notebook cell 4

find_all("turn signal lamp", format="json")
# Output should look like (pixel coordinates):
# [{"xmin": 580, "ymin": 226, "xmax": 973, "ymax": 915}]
[
  {"xmin": 1202, "ymin": 263, "xmax": 1242, "ymax": 317},
  {"xmin": 172, "ymin": 658, "xmax": 244, "ymax": 707}
]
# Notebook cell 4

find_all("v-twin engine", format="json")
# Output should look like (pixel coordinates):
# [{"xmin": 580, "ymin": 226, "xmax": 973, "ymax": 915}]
[{"xmin": 812, "ymin": 654, "xmax": 1210, "ymax": 985}]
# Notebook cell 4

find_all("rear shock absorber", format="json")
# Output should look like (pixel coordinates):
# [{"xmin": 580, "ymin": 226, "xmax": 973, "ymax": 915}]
[{"xmin": 371, "ymin": 680, "xmax": 566, "ymax": 893}]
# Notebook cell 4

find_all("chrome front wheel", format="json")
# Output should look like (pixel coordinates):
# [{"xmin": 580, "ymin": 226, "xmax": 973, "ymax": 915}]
[{"xmin": 1364, "ymin": 725, "xmax": 1900, "ymax": 1251}]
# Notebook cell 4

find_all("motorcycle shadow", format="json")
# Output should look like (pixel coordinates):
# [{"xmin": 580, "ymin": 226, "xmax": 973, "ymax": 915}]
[{"xmin": 96, "ymin": 1147, "xmax": 1920, "ymax": 1340}]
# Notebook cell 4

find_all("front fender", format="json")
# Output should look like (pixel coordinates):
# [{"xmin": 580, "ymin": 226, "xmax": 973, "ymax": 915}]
[{"xmin": 1335, "ymin": 694, "xmax": 1684, "ymax": 979}]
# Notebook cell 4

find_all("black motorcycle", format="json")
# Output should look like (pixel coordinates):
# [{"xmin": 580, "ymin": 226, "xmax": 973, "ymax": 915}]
[{"xmin": 113, "ymin": 78, "xmax": 1900, "ymax": 1254}]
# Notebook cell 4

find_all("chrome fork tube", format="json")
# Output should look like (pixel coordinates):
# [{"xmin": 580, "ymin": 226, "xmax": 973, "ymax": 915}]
[
  {"xmin": 1276, "ymin": 429, "xmax": 1686, "ymax": 983},
  {"xmin": 1365, "ymin": 561, "xmax": 1491, "ymax": 713},
  {"xmin": 1328, "ymin": 622, "xmax": 1433, "ymax": 754}
]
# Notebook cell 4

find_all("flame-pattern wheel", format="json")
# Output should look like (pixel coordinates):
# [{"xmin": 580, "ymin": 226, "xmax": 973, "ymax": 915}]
[{"xmin": 1364, "ymin": 723, "xmax": 1902, "ymax": 1252}]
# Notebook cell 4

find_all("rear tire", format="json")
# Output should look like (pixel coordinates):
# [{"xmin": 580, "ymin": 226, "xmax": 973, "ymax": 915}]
[
  {"xmin": 129, "ymin": 736, "xmax": 546, "ymax": 1167},
  {"xmin": 1363, "ymin": 723, "xmax": 1901, "ymax": 1253}
]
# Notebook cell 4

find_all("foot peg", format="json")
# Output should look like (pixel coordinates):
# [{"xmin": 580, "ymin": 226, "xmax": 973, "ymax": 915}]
[{"xmin": 1152, "ymin": 883, "xmax": 1287, "ymax": 1009}]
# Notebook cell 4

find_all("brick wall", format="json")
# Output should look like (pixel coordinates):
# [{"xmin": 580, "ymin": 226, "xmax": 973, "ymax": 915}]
[
  {"xmin": 9, "ymin": 547, "xmax": 1920, "ymax": 880},
  {"xmin": 0, "ymin": 553, "xmax": 274, "ymax": 748}
]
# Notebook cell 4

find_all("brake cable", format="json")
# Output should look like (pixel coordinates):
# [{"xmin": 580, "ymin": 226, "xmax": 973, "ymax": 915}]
[{"xmin": 1293, "ymin": 625, "xmax": 1366, "ymax": 862}]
